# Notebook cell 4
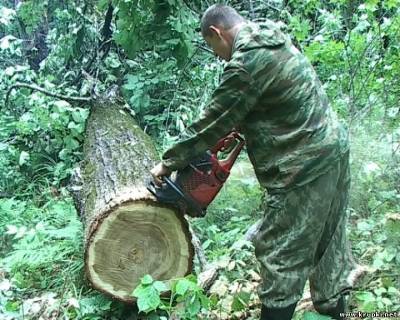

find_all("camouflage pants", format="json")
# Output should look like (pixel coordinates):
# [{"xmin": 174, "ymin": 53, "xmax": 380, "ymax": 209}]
[{"xmin": 254, "ymin": 151, "xmax": 356, "ymax": 311}]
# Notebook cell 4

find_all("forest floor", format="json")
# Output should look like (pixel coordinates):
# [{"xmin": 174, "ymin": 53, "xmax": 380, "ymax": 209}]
[{"xmin": 1, "ymin": 153, "xmax": 399, "ymax": 320}]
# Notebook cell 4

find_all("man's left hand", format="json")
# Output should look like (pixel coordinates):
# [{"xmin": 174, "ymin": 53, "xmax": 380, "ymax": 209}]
[{"xmin": 150, "ymin": 162, "xmax": 172, "ymax": 186}]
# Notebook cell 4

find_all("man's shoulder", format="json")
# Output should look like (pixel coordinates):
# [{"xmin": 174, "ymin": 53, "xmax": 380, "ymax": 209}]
[
  {"xmin": 229, "ymin": 20, "xmax": 291, "ymax": 76},
  {"xmin": 233, "ymin": 20, "xmax": 290, "ymax": 55}
]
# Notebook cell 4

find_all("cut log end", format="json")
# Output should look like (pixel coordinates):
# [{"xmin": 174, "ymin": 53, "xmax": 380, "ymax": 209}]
[{"xmin": 85, "ymin": 200, "xmax": 194, "ymax": 302}]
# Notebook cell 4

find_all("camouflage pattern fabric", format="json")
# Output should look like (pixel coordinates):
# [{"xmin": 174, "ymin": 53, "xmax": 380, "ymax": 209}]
[
  {"xmin": 254, "ymin": 151, "xmax": 355, "ymax": 309},
  {"xmin": 162, "ymin": 20, "xmax": 349, "ymax": 190},
  {"xmin": 161, "ymin": 19, "xmax": 355, "ymax": 309}
]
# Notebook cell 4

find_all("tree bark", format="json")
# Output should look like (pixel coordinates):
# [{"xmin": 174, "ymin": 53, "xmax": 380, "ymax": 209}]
[{"xmin": 80, "ymin": 101, "xmax": 194, "ymax": 303}]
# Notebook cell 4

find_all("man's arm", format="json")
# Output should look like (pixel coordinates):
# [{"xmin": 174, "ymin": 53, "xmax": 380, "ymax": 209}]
[{"xmin": 161, "ymin": 61, "xmax": 259, "ymax": 171}]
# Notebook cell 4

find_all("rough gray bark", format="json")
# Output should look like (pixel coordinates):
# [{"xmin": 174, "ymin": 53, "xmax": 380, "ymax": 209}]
[{"xmin": 80, "ymin": 102, "xmax": 194, "ymax": 303}]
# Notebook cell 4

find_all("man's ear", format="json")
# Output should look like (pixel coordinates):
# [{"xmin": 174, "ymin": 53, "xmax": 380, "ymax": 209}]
[{"xmin": 209, "ymin": 25, "xmax": 222, "ymax": 38}]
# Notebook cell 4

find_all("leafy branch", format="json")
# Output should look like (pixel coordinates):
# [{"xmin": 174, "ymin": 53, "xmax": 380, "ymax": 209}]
[{"xmin": 5, "ymin": 82, "xmax": 92, "ymax": 108}]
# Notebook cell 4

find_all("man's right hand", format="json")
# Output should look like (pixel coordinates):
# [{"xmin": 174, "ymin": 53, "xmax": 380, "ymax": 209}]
[{"xmin": 150, "ymin": 162, "xmax": 172, "ymax": 186}]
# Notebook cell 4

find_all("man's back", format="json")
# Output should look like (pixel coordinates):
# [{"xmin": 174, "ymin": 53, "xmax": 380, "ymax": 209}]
[{"xmin": 228, "ymin": 21, "xmax": 349, "ymax": 189}]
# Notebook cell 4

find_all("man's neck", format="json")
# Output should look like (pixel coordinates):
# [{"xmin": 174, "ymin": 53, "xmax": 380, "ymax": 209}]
[
  {"xmin": 228, "ymin": 22, "xmax": 246, "ymax": 46},
  {"xmin": 226, "ymin": 22, "xmax": 246, "ymax": 59}
]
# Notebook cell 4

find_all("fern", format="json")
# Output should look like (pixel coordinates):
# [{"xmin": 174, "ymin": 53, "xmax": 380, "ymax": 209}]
[{"xmin": 1, "ymin": 199, "xmax": 83, "ymax": 290}]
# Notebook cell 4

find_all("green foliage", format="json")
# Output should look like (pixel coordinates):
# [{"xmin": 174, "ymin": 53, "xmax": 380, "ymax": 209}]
[
  {"xmin": 282, "ymin": 0, "xmax": 400, "ymax": 122},
  {"xmin": 111, "ymin": 0, "xmax": 198, "ymax": 63},
  {"xmin": 347, "ymin": 119, "xmax": 400, "ymax": 313},
  {"xmin": 354, "ymin": 284, "xmax": 400, "ymax": 311},
  {"xmin": 132, "ymin": 274, "xmax": 210, "ymax": 319},
  {"xmin": 16, "ymin": 0, "xmax": 47, "ymax": 34},
  {"xmin": 0, "ymin": 199, "xmax": 83, "ymax": 288},
  {"xmin": 0, "ymin": 0, "xmax": 399, "ymax": 318},
  {"xmin": 303, "ymin": 312, "xmax": 332, "ymax": 320},
  {"xmin": 0, "ymin": 197, "xmax": 89, "ymax": 319},
  {"xmin": 0, "ymin": 2, "xmax": 93, "ymax": 199},
  {"xmin": 0, "ymin": 96, "xmax": 89, "ymax": 197},
  {"xmin": 75, "ymin": 294, "xmax": 113, "ymax": 319},
  {"xmin": 133, "ymin": 275, "xmax": 168, "ymax": 313}
]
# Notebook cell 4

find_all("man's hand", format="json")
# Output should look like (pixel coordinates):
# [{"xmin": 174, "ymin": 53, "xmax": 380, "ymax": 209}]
[{"xmin": 150, "ymin": 162, "xmax": 172, "ymax": 186}]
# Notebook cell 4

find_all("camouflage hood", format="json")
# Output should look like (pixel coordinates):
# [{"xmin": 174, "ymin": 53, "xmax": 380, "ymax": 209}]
[{"xmin": 232, "ymin": 20, "xmax": 288, "ymax": 53}]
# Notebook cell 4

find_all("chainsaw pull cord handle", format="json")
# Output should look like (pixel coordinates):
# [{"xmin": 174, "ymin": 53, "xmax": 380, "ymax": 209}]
[
  {"xmin": 211, "ymin": 131, "xmax": 245, "ymax": 171},
  {"xmin": 208, "ymin": 130, "xmax": 245, "ymax": 183}
]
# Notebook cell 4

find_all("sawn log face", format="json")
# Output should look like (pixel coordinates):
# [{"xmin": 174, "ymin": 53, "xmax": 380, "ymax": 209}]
[{"xmin": 81, "ymin": 103, "xmax": 194, "ymax": 302}]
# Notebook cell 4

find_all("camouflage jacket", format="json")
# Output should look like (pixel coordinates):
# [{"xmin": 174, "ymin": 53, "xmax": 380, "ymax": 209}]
[{"xmin": 162, "ymin": 20, "xmax": 349, "ymax": 190}]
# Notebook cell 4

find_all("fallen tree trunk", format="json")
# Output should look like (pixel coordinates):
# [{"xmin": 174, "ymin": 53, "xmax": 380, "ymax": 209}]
[{"xmin": 79, "ymin": 102, "xmax": 194, "ymax": 303}]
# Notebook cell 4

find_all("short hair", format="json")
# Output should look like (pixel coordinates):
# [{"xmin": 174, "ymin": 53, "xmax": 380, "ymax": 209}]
[{"xmin": 201, "ymin": 4, "xmax": 245, "ymax": 37}]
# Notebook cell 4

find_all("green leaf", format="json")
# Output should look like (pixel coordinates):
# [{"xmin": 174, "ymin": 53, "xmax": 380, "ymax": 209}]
[
  {"xmin": 5, "ymin": 66, "xmax": 15, "ymax": 76},
  {"xmin": 290, "ymin": 16, "xmax": 310, "ymax": 41},
  {"xmin": 72, "ymin": 108, "xmax": 88, "ymax": 123},
  {"xmin": 175, "ymin": 279, "xmax": 190, "ymax": 296},
  {"xmin": 355, "ymin": 291, "xmax": 375, "ymax": 302},
  {"xmin": 209, "ymin": 294, "xmax": 218, "ymax": 308},
  {"xmin": 124, "ymin": 75, "xmax": 139, "ymax": 90},
  {"xmin": 64, "ymin": 136, "xmax": 80, "ymax": 150},
  {"xmin": 0, "ymin": 35, "xmax": 17, "ymax": 50},
  {"xmin": 360, "ymin": 300, "xmax": 376, "ymax": 312},
  {"xmin": 381, "ymin": 297, "xmax": 393, "ymax": 306},
  {"xmin": 199, "ymin": 293, "xmax": 210, "ymax": 308},
  {"xmin": 387, "ymin": 286, "xmax": 399, "ymax": 295},
  {"xmin": 365, "ymin": 0, "xmax": 379, "ymax": 11},
  {"xmin": 53, "ymin": 100, "xmax": 71, "ymax": 109},
  {"xmin": 373, "ymin": 287, "xmax": 386, "ymax": 296},
  {"xmin": 231, "ymin": 291, "xmax": 251, "ymax": 312},
  {"xmin": 140, "ymin": 94, "xmax": 151, "ymax": 110},
  {"xmin": 133, "ymin": 284, "xmax": 146, "ymax": 297},
  {"xmin": 357, "ymin": 221, "xmax": 373, "ymax": 232},
  {"xmin": 106, "ymin": 56, "xmax": 121, "ymax": 68},
  {"xmin": 5, "ymin": 300, "xmax": 20, "ymax": 312},
  {"xmin": 19, "ymin": 151, "xmax": 30, "ymax": 166},
  {"xmin": 79, "ymin": 295, "xmax": 111, "ymax": 316},
  {"xmin": 58, "ymin": 149, "xmax": 69, "ymax": 161},
  {"xmin": 136, "ymin": 286, "xmax": 161, "ymax": 313},
  {"xmin": 202, "ymin": 239, "xmax": 213, "ymax": 250},
  {"xmin": 185, "ymin": 293, "xmax": 201, "ymax": 316},
  {"xmin": 0, "ymin": 7, "xmax": 16, "ymax": 25},
  {"xmin": 141, "ymin": 274, "xmax": 154, "ymax": 285},
  {"xmin": 68, "ymin": 121, "xmax": 85, "ymax": 134},
  {"xmin": 303, "ymin": 311, "xmax": 332, "ymax": 320},
  {"xmin": 153, "ymin": 281, "xmax": 167, "ymax": 292},
  {"xmin": 384, "ymin": 0, "xmax": 400, "ymax": 9}
]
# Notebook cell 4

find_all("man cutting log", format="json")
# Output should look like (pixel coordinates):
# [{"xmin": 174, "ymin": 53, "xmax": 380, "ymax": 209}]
[{"xmin": 151, "ymin": 4, "xmax": 355, "ymax": 320}]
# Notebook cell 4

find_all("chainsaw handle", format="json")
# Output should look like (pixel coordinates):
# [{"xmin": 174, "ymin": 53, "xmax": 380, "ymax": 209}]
[
  {"xmin": 218, "ymin": 139, "xmax": 245, "ymax": 171},
  {"xmin": 210, "ymin": 130, "xmax": 244, "ymax": 154},
  {"xmin": 211, "ymin": 130, "xmax": 245, "ymax": 172}
]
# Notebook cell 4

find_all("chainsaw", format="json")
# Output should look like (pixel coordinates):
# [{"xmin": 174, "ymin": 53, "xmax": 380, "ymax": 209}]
[{"xmin": 147, "ymin": 130, "xmax": 245, "ymax": 217}]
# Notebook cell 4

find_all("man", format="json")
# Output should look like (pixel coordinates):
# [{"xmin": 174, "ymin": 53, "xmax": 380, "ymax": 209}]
[{"xmin": 151, "ymin": 4, "xmax": 355, "ymax": 320}]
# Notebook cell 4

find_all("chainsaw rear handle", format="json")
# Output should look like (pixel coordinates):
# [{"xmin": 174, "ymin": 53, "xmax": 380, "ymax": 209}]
[
  {"xmin": 211, "ymin": 130, "xmax": 245, "ymax": 172},
  {"xmin": 210, "ymin": 130, "xmax": 243, "ymax": 153}
]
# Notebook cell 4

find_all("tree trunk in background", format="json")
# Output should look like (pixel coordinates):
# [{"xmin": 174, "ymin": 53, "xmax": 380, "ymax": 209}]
[{"xmin": 80, "ymin": 102, "xmax": 194, "ymax": 303}]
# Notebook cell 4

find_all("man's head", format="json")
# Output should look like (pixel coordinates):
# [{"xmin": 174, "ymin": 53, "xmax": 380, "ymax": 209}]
[{"xmin": 201, "ymin": 4, "xmax": 246, "ymax": 61}]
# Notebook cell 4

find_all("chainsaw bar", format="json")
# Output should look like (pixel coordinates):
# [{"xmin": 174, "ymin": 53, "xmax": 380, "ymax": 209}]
[{"xmin": 147, "ymin": 178, "xmax": 205, "ymax": 217}]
